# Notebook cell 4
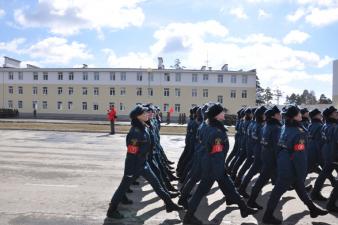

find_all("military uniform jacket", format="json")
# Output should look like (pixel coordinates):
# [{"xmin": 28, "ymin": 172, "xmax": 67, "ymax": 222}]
[
  {"xmin": 321, "ymin": 118, "xmax": 338, "ymax": 163},
  {"xmin": 251, "ymin": 121, "xmax": 264, "ymax": 156},
  {"xmin": 124, "ymin": 120, "xmax": 152, "ymax": 176},
  {"xmin": 261, "ymin": 118, "xmax": 282, "ymax": 163}
]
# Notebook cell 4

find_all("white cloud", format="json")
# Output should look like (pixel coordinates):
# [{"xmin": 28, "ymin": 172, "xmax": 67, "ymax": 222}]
[
  {"xmin": 25, "ymin": 37, "xmax": 93, "ymax": 64},
  {"xmin": 283, "ymin": 30, "xmax": 310, "ymax": 44},
  {"xmin": 0, "ymin": 8, "xmax": 5, "ymax": 17},
  {"xmin": 305, "ymin": 7, "xmax": 338, "ymax": 26},
  {"xmin": 0, "ymin": 38, "xmax": 26, "ymax": 53},
  {"xmin": 103, "ymin": 49, "xmax": 155, "ymax": 68},
  {"xmin": 225, "ymin": 33, "xmax": 279, "ymax": 44},
  {"xmin": 286, "ymin": 8, "xmax": 306, "ymax": 22},
  {"xmin": 14, "ymin": 0, "xmax": 145, "ymax": 36},
  {"xmin": 258, "ymin": 9, "xmax": 270, "ymax": 18},
  {"xmin": 229, "ymin": 7, "xmax": 248, "ymax": 19}
]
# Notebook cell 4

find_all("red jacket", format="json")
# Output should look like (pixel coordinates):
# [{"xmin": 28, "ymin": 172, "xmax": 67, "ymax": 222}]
[{"xmin": 107, "ymin": 108, "xmax": 117, "ymax": 121}]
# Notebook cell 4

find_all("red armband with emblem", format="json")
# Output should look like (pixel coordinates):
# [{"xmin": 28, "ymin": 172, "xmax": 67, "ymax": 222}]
[
  {"xmin": 210, "ymin": 137, "xmax": 224, "ymax": 154},
  {"xmin": 294, "ymin": 139, "xmax": 305, "ymax": 152},
  {"xmin": 127, "ymin": 145, "xmax": 139, "ymax": 154}
]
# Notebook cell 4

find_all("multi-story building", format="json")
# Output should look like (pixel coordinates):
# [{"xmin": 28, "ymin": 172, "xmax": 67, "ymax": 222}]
[
  {"xmin": 333, "ymin": 60, "xmax": 338, "ymax": 107},
  {"xmin": 0, "ymin": 57, "xmax": 256, "ymax": 120}
]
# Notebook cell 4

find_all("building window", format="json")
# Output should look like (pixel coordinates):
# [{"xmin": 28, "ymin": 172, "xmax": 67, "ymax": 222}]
[
  {"xmin": 137, "ymin": 72, "xmax": 143, "ymax": 81},
  {"xmin": 136, "ymin": 87, "xmax": 142, "ymax": 96},
  {"xmin": 109, "ymin": 102, "xmax": 115, "ymax": 108},
  {"xmin": 33, "ymin": 101, "xmax": 38, "ymax": 110},
  {"xmin": 175, "ymin": 72, "xmax": 181, "ymax": 82},
  {"xmin": 68, "ymin": 87, "xmax": 74, "ymax": 95},
  {"xmin": 68, "ymin": 101, "xmax": 73, "ymax": 110},
  {"xmin": 218, "ymin": 74, "xmax": 223, "ymax": 83},
  {"xmin": 58, "ymin": 72, "xmax": 63, "ymax": 80},
  {"xmin": 94, "ymin": 87, "xmax": 99, "ymax": 96},
  {"xmin": 203, "ymin": 74, "xmax": 209, "ymax": 81},
  {"xmin": 192, "ymin": 73, "xmax": 198, "ymax": 82},
  {"xmin": 110, "ymin": 72, "xmax": 115, "ymax": 81},
  {"xmin": 42, "ymin": 101, "xmax": 47, "ymax": 109},
  {"xmin": 242, "ymin": 90, "xmax": 247, "ymax": 98},
  {"xmin": 192, "ymin": 88, "xmax": 197, "ymax": 97},
  {"xmin": 217, "ymin": 95, "xmax": 223, "ymax": 104},
  {"xmin": 82, "ymin": 102, "xmax": 87, "ymax": 111},
  {"xmin": 231, "ymin": 90, "xmax": 236, "ymax": 98},
  {"xmin": 120, "ymin": 87, "xmax": 126, "ymax": 96},
  {"xmin": 18, "ymin": 101, "xmax": 23, "ymax": 109},
  {"xmin": 164, "ymin": 73, "xmax": 170, "ymax": 82},
  {"xmin": 43, "ymin": 87, "xmax": 48, "ymax": 95},
  {"xmin": 43, "ymin": 72, "xmax": 48, "ymax": 80},
  {"xmin": 164, "ymin": 88, "xmax": 170, "ymax": 96},
  {"xmin": 69, "ymin": 72, "xmax": 74, "ymax": 80},
  {"xmin": 8, "ymin": 100, "xmax": 13, "ymax": 108},
  {"xmin": 231, "ymin": 75, "xmax": 236, "ymax": 83},
  {"xmin": 110, "ymin": 87, "xmax": 115, "ymax": 96},
  {"xmin": 203, "ymin": 89, "xmax": 208, "ymax": 98},
  {"xmin": 94, "ymin": 72, "xmax": 100, "ymax": 80},
  {"xmin": 148, "ymin": 72, "xmax": 154, "ymax": 82},
  {"xmin": 119, "ymin": 103, "xmax": 125, "ymax": 111},
  {"xmin": 83, "ymin": 72, "xmax": 88, "ymax": 80},
  {"xmin": 175, "ymin": 104, "xmax": 181, "ymax": 112},
  {"xmin": 18, "ymin": 72, "xmax": 23, "ymax": 80},
  {"xmin": 32, "ymin": 87, "xmax": 38, "ymax": 95},
  {"xmin": 93, "ymin": 103, "xmax": 99, "ymax": 111},
  {"xmin": 175, "ymin": 88, "xmax": 181, "ymax": 97},
  {"xmin": 120, "ymin": 72, "xmax": 126, "ymax": 81},
  {"xmin": 8, "ymin": 72, "xmax": 14, "ymax": 80},
  {"xmin": 58, "ymin": 87, "xmax": 63, "ymax": 95},
  {"xmin": 57, "ymin": 101, "xmax": 62, "ymax": 110},
  {"xmin": 148, "ymin": 88, "xmax": 153, "ymax": 96},
  {"xmin": 163, "ymin": 104, "xmax": 169, "ymax": 112},
  {"xmin": 8, "ymin": 86, "xmax": 13, "ymax": 94},
  {"xmin": 242, "ymin": 75, "xmax": 248, "ymax": 84},
  {"xmin": 33, "ymin": 72, "xmax": 38, "ymax": 80},
  {"xmin": 82, "ymin": 87, "xmax": 88, "ymax": 95},
  {"xmin": 18, "ymin": 86, "xmax": 23, "ymax": 94}
]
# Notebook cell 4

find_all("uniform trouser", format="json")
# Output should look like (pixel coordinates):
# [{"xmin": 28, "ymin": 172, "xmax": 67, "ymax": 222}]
[
  {"xmin": 148, "ymin": 158, "xmax": 172, "ymax": 193},
  {"xmin": 110, "ymin": 121, "xmax": 115, "ymax": 134},
  {"xmin": 180, "ymin": 155, "xmax": 202, "ymax": 200},
  {"xmin": 240, "ymin": 155, "xmax": 262, "ymax": 191},
  {"xmin": 188, "ymin": 174, "xmax": 244, "ymax": 214},
  {"xmin": 225, "ymin": 137, "xmax": 239, "ymax": 168},
  {"xmin": 265, "ymin": 176, "xmax": 313, "ymax": 215},
  {"xmin": 312, "ymin": 162, "xmax": 335, "ymax": 194},
  {"xmin": 231, "ymin": 148, "xmax": 247, "ymax": 176},
  {"xmin": 249, "ymin": 162, "xmax": 276, "ymax": 202},
  {"xmin": 237, "ymin": 154, "xmax": 254, "ymax": 180},
  {"xmin": 107, "ymin": 164, "xmax": 171, "ymax": 216},
  {"xmin": 177, "ymin": 144, "xmax": 191, "ymax": 176}
]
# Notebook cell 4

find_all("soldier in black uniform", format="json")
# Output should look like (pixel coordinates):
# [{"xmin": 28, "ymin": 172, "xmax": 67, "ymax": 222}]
[{"xmin": 104, "ymin": 105, "xmax": 182, "ymax": 222}]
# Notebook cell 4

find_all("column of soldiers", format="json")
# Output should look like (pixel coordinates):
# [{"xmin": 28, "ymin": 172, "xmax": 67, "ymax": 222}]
[{"xmin": 103, "ymin": 102, "xmax": 338, "ymax": 225}]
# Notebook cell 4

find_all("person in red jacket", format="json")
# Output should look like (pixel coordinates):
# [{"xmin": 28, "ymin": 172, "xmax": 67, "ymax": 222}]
[{"xmin": 107, "ymin": 106, "xmax": 117, "ymax": 135}]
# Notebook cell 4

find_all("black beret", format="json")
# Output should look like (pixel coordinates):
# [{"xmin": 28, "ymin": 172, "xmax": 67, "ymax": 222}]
[
  {"xmin": 300, "ymin": 108, "xmax": 309, "ymax": 115},
  {"xmin": 271, "ymin": 105, "xmax": 281, "ymax": 114},
  {"xmin": 309, "ymin": 108, "xmax": 321, "ymax": 118},
  {"xmin": 237, "ymin": 108, "xmax": 244, "ymax": 116},
  {"xmin": 254, "ymin": 106, "xmax": 267, "ymax": 117},
  {"xmin": 191, "ymin": 106, "xmax": 199, "ymax": 114},
  {"xmin": 264, "ymin": 109, "xmax": 274, "ymax": 118},
  {"xmin": 244, "ymin": 108, "xmax": 252, "ymax": 114},
  {"xmin": 130, "ymin": 105, "xmax": 147, "ymax": 120},
  {"xmin": 285, "ymin": 105, "xmax": 300, "ymax": 118},
  {"xmin": 206, "ymin": 103, "xmax": 224, "ymax": 119},
  {"xmin": 143, "ymin": 103, "xmax": 155, "ymax": 112},
  {"xmin": 323, "ymin": 106, "xmax": 337, "ymax": 118}
]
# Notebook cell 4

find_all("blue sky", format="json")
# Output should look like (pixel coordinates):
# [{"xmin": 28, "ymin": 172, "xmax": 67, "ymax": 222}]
[{"xmin": 0, "ymin": 0, "xmax": 338, "ymax": 101}]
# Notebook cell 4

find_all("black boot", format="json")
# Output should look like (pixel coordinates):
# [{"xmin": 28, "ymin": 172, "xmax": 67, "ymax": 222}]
[
  {"xmin": 262, "ymin": 210, "xmax": 281, "ymax": 224},
  {"xmin": 308, "ymin": 202, "xmax": 328, "ymax": 218},
  {"xmin": 239, "ymin": 201, "xmax": 258, "ymax": 218},
  {"xmin": 178, "ymin": 197, "xmax": 189, "ymax": 209},
  {"xmin": 305, "ymin": 184, "xmax": 313, "ymax": 192},
  {"xmin": 238, "ymin": 187, "xmax": 250, "ymax": 198},
  {"xmin": 132, "ymin": 181, "xmax": 140, "ymax": 186},
  {"xmin": 126, "ymin": 188, "xmax": 133, "ymax": 193},
  {"xmin": 183, "ymin": 212, "xmax": 203, "ymax": 225},
  {"xmin": 121, "ymin": 195, "xmax": 133, "ymax": 205},
  {"xmin": 311, "ymin": 191, "xmax": 327, "ymax": 201},
  {"xmin": 225, "ymin": 197, "xmax": 236, "ymax": 206},
  {"xmin": 234, "ymin": 176, "xmax": 242, "ymax": 187},
  {"xmin": 247, "ymin": 199, "xmax": 263, "ymax": 210},
  {"xmin": 106, "ymin": 210, "xmax": 124, "ymax": 220},
  {"xmin": 166, "ymin": 202, "xmax": 184, "ymax": 212},
  {"xmin": 327, "ymin": 202, "xmax": 338, "ymax": 213}
]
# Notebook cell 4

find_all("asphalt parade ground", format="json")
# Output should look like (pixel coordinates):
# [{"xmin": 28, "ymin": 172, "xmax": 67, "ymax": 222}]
[{"xmin": 0, "ymin": 130, "xmax": 337, "ymax": 225}]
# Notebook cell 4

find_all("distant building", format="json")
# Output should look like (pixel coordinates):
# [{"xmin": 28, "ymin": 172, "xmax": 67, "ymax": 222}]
[
  {"xmin": 333, "ymin": 60, "xmax": 338, "ymax": 107},
  {"xmin": 0, "ymin": 57, "xmax": 256, "ymax": 120}
]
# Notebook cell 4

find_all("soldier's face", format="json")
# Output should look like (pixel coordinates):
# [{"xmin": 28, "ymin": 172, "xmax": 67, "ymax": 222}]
[
  {"xmin": 137, "ymin": 112, "xmax": 149, "ymax": 122},
  {"xmin": 332, "ymin": 111, "xmax": 338, "ymax": 119},
  {"xmin": 273, "ymin": 113, "xmax": 282, "ymax": 121},
  {"xmin": 215, "ymin": 111, "xmax": 225, "ymax": 121},
  {"xmin": 294, "ymin": 112, "xmax": 302, "ymax": 122}
]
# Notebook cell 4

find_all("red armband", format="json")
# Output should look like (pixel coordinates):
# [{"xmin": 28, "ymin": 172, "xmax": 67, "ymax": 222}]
[
  {"xmin": 127, "ymin": 145, "xmax": 139, "ymax": 154},
  {"xmin": 293, "ymin": 143, "xmax": 305, "ymax": 151},
  {"xmin": 211, "ymin": 144, "xmax": 224, "ymax": 154}
]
